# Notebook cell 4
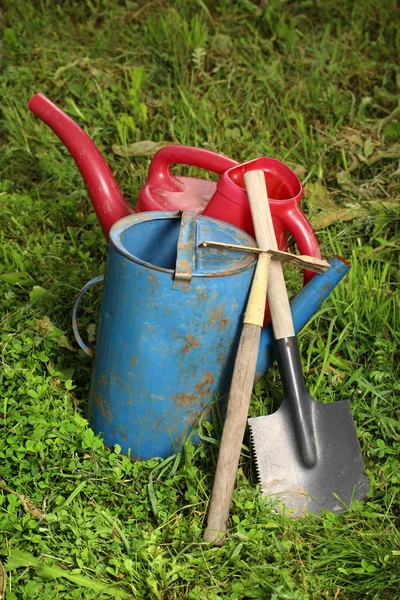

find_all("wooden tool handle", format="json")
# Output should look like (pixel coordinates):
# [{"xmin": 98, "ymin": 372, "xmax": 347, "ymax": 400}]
[
  {"xmin": 203, "ymin": 323, "xmax": 262, "ymax": 545},
  {"xmin": 244, "ymin": 170, "xmax": 295, "ymax": 340},
  {"xmin": 203, "ymin": 180, "xmax": 270, "ymax": 545}
]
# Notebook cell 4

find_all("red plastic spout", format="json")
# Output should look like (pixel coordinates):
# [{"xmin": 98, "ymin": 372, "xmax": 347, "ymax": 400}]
[{"xmin": 28, "ymin": 93, "xmax": 133, "ymax": 238}]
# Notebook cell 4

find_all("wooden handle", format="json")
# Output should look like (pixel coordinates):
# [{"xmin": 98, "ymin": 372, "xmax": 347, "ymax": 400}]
[
  {"xmin": 243, "ymin": 252, "xmax": 270, "ymax": 326},
  {"xmin": 203, "ymin": 322, "xmax": 262, "ymax": 545},
  {"xmin": 244, "ymin": 170, "xmax": 294, "ymax": 340},
  {"xmin": 203, "ymin": 175, "xmax": 271, "ymax": 545}
]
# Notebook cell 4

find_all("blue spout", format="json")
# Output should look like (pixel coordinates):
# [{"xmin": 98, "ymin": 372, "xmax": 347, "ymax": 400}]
[{"xmin": 256, "ymin": 256, "xmax": 350, "ymax": 381}]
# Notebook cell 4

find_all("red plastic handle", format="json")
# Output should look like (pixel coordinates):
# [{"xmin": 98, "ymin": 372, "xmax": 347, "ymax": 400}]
[
  {"xmin": 281, "ymin": 207, "xmax": 321, "ymax": 284},
  {"xmin": 147, "ymin": 145, "xmax": 238, "ymax": 192}
]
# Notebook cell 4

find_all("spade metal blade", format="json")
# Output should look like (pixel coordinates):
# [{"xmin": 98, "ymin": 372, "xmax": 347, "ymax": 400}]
[
  {"xmin": 249, "ymin": 398, "xmax": 370, "ymax": 517},
  {"xmin": 242, "ymin": 171, "xmax": 369, "ymax": 517}
]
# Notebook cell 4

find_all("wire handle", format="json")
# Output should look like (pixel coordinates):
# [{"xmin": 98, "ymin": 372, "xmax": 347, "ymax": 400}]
[{"xmin": 72, "ymin": 274, "xmax": 104, "ymax": 357}]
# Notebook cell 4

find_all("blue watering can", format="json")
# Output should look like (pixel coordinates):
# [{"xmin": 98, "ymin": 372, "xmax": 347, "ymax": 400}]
[{"xmin": 73, "ymin": 211, "xmax": 349, "ymax": 460}]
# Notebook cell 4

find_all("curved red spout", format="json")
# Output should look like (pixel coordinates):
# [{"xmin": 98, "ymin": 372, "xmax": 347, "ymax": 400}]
[{"xmin": 28, "ymin": 93, "xmax": 133, "ymax": 238}]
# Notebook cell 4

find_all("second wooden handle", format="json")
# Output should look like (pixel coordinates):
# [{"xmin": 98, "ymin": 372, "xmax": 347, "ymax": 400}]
[{"xmin": 244, "ymin": 170, "xmax": 295, "ymax": 340}]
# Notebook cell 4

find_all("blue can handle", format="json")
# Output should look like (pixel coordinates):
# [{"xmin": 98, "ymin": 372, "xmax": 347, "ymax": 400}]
[{"xmin": 72, "ymin": 274, "xmax": 104, "ymax": 358}]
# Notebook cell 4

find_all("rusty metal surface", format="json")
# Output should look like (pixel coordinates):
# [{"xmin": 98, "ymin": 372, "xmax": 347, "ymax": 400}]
[{"xmin": 87, "ymin": 212, "xmax": 257, "ymax": 460}]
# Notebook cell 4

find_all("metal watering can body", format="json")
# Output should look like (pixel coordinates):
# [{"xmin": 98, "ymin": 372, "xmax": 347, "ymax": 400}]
[{"xmin": 81, "ymin": 211, "xmax": 258, "ymax": 460}]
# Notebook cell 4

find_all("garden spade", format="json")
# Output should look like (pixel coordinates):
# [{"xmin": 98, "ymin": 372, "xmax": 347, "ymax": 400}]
[{"xmin": 247, "ymin": 171, "xmax": 369, "ymax": 517}]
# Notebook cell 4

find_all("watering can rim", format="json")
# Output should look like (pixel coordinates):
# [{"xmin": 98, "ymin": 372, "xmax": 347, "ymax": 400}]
[{"xmin": 110, "ymin": 211, "xmax": 258, "ymax": 278}]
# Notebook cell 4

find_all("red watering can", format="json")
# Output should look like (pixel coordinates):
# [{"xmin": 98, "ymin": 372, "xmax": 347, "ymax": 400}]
[
  {"xmin": 28, "ymin": 94, "xmax": 320, "ymax": 284},
  {"xmin": 139, "ymin": 149, "xmax": 321, "ymax": 283}
]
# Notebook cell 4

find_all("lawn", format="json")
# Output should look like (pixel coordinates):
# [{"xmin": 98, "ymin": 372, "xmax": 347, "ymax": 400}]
[{"xmin": 0, "ymin": 0, "xmax": 399, "ymax": 598}]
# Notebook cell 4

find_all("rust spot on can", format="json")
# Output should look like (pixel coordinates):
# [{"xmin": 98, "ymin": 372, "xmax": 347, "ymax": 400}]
[
  {"xmin": 334, "ymin": 254, "xmax": 351, "ymax": 267},
  {"xmin": 147, "ymin": 272, "xmax": 159, "ymax": 295},
  {"xmin": 182, "ymin": 333, "xmax": 200, "ymax": 354},
  {"xmin": 94, "ymin": 389, "xmax": 105, "ymax": 414},
  {"xmin": 191, "ymin": 410, "xmax": 201, "ymax": 426},
  {"xmin": 179, "ymin": 258, "xmax": 191, "ymax": 271},
  {"xmin": 131, "ymin": 357, "xmax": 138, "ymax": 366},
  {"xmin": 94, "ymin": 389, "xmax": 113, "ymax": 425},
  {"xmin": 173, "ymin": 394, "xmax": 197, "ymax": 407},
  {"xmin": 217, "ymin": 351, "xmax": 227, "ymax": 366},
  {"xmin": 196, "ymin": 370, "xmax": 215, "ymax": 398},
  {"xmin": 110, "ymin": 371, "xmax": 122, "ymax": 383},
  {"xmin": 205, "ymin": 306, "xmax": 229, "ymax": 331},
  {"xmin": 286, "ymin": 340, "xmax": 293, "ymax": 347}
]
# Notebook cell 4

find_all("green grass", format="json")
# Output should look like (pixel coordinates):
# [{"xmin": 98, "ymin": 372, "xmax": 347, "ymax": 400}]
[{"xmin": 0, "ymin": 0, "xmax": 399, "ymax": 598}]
